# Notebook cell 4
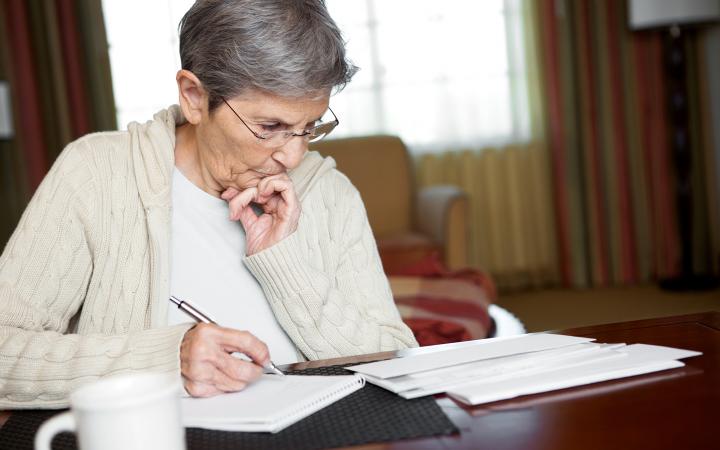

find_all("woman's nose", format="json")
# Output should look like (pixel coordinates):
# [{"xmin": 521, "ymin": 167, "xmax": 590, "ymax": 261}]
[{"xmin": 272, "ymin": 137, "xmax": 308, "ymax": 169}]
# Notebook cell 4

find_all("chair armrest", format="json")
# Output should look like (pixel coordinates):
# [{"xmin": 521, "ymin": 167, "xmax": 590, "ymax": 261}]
[{"xmin": 415, "ymin": 185, "xmax": 469, "ymax": 270}]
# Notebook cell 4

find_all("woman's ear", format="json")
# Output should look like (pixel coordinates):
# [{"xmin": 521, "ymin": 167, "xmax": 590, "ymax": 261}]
[{"xmin": 176, "ymin": 69, "xmax": 207, "ymax": 125}]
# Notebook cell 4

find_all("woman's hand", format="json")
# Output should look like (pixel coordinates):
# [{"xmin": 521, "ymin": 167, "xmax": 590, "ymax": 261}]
[
  {"xmin": 180, "ymin": 323, "xmax": 270, "ymax": 397},
  {"xmin": 222, "ymin": 173, "xmax": 301, "ymax": 255}
]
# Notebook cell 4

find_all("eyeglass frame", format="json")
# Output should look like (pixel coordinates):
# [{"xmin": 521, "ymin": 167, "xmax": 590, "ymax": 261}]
[{"xmin": 221, "ymin": 97, "xmax": 339, "ymax": 146}]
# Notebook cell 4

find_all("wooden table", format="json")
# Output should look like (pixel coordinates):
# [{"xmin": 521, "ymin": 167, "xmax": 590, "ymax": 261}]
[
  {"xmin": 285, "ymin": 311, "xmax": 720, "ymax": 450},
  {"xmin": 2, "ymin": 312, "xmax": 718, "ymax": 449}
]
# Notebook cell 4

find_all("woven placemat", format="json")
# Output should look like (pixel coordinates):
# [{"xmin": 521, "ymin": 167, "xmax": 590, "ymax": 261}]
[{"xmin": 0, "ymin": 364, "xmax": 458, "ymax": 450}]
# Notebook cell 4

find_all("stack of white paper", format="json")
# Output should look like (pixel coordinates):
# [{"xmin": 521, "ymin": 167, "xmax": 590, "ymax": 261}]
[{"xmin": 346, "ymin": 334, "xmax": 700, "ymax": 406}]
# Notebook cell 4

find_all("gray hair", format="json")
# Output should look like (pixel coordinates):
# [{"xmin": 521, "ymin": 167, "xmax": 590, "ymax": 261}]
[{"xmin": 178, "ymin": 0, "xmax": 358, "ymax": 110}]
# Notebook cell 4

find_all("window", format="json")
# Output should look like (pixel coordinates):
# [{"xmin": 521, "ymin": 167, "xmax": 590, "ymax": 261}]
[
  {"xmin": 325, "ymin": 0, "xmax": 531, "ymax": 152},
  {"xmin": 103, "ymin": 0, "xmax": 531, "ymax": 152},
  {"xmin": 102, "ymin": 0, "xmax": 193, "ymax": 129}
]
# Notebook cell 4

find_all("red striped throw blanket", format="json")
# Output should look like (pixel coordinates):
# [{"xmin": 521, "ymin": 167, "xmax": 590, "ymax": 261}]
[{"xmin": 388, "ymin": 254, "xmax": 496, "ymax": 346}]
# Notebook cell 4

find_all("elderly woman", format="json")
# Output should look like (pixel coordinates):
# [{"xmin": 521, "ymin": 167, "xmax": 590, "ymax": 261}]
[{"xmin": 0, "ymin": 0, "xmax": 417, "ymax": 408}]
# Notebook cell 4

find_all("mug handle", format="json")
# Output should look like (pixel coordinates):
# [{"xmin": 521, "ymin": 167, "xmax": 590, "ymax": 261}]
[{"xmin": 34, "ymin": 411, "xmax": 75, "ymax": 450}]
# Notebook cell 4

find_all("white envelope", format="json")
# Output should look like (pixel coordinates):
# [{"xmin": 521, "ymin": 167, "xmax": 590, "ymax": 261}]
[
  {"xmin": 363, "ymin": 343, "xmax": 610, "ymax": 394},
  {"xmin": 399, "ymin": 345, "xmax": 626, "ymax": 399},
  {"xmin": 446, "ymin": 344, "xmax": 700, "ymax": 405},
  {"xmin": 347, "ymin": 334, "xmax": 595, "ymax": 379}
]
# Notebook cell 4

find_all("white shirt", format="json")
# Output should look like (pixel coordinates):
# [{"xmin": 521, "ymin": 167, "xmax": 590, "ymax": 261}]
[{"xmin": 167, "ymin": 168, "xmax": 300, "ymax": 364}]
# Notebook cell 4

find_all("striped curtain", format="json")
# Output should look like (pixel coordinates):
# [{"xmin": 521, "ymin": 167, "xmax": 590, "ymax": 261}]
[
  {"xmin": 536, "ymin": 0, "xmax": 718, "ymax": 287},
  {"xmin": 0, "ymin": 0, "xmax": 115, "ymax": 248},
  {"xmin": 417, "ymin": 144, "xmax": 559, "ymax": 290}
]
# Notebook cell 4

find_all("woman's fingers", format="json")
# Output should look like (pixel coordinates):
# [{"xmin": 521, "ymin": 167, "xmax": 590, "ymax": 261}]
[
  {"xmin": 180, "ymin": 323, "xmax": 270, "ymax": 397},
  {"xmin": 210, "ymin": 360, "xmax": 255, "ymax": 391},
  {"xmin": 183, "ymin": 380, "xmax": 221, "ymax": 398},
  {"xmin": 236, "ymin": 204, "xmax": 259, "ymax": 231},
  {"xmin": 257, "ymin": 175, "xmax": 295, "ymax": 202},
  {"xmin": 216, "ymin": 328, "xmax": 270, "ymax": 366},
  {"xmin": 255, "ymin": 175, "xmax": 299, "ymax": 221},
  {"xmin": 228, "ymin": 174, "xmax": 298, "ymax": 217},
  {"xmin": 184, "ymin": 371, "xmax": 247, "ymax": 397},
  {"xmin": 228, "ymin": 186, "xmax": 257, "ymax": 220},
  {"xmin": 225, "ymin": 173, "xmax": 301, "ymax": 254},
  {"xmin": 215, "ymin": 353, "xmax": 263, "ymax": 387},
  {"xmin": 261, "ymin": 195, "xmax": 282, "ymax": 215},
  {"xmin": 221, "ymin": 187, "xmax": 240, "ymax": 201}
]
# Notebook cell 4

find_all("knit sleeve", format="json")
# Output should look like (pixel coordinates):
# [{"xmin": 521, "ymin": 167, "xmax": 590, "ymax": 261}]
[
  {"xmin": 244, "ymin": 174, "xmax": 418, "ymax": 360},
  {"xmin": 0, "ymin": 141, "xmax": 192, "ymax": 409}
]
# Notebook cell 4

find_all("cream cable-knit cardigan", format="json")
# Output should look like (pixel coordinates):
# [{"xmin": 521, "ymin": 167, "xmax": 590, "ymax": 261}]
[{"xmin": 0, "ymin": 107, "xmax": 417, "ymax": 409}]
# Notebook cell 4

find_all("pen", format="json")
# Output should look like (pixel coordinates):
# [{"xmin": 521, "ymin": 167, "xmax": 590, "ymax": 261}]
[{"xmin": 169, "ymin": 295, "xmax": 285, "ymax": 376}]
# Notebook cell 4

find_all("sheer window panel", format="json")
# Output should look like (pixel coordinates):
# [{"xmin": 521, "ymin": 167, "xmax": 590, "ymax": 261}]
[
  {"xmin": 340, "ymin": 26, "xmax": 375, "ymax": 89},
  {"xmin": 109, "ymin": 43, "xmax": 179, "ymax": 128},
  {"xmin": 330, "ymin": 88, "xmax": 385, "ymax": 137},
  {"xmin": 102, "ymin": 0, "xmax": 174, "ymax": 46},
  {"xmin": 373, "ymin": 3, "xmax": 509, "ymax": 83},
  {"xmin": 326, "ymin": 0, "xmax": 531, "ymax": 154},
  {"xmin": 102, "ymin": 0, "xmax": 194, "ymax": 129},
  {"xmin": 377, "ymin": 80, "xmax": 514, "ymax": 150}
]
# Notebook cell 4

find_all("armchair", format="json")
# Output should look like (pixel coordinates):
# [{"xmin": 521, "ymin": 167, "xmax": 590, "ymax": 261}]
[{"xmin": 311, "ymin": 135, "xmax": 469, "ymax": 272}]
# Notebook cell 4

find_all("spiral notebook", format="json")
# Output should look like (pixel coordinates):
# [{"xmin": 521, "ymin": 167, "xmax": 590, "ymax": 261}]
[{"xmin": 181, "ymin": 374, "xmax": 365, "ymax": 433}]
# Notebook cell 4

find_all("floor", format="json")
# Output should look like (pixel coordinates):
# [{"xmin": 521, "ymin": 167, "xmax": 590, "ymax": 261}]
[{"xmin": 496, "ymin": 283, "xmax": 720, "ymax": 333}]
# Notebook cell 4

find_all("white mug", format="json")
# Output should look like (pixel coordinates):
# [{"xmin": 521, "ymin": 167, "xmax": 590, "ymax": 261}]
[{"xmin": 35, "ymin": 372, "xmax": 186, "ymax": 450}]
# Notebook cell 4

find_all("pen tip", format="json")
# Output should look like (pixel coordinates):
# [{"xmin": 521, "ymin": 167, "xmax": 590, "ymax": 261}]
[{"xmin": 265, "ymin": 363, "xmax": 285, "ymax": 376}]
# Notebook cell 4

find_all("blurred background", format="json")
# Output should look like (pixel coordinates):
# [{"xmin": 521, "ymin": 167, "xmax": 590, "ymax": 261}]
[{"xmin": 1, "ymin": 0, "xmax": 718, "ymax": 339}]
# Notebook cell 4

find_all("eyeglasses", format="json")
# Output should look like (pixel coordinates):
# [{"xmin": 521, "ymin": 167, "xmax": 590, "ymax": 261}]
[{"xmin": 222, "ymin": 98, "xmax": 339, "ymax": 148}]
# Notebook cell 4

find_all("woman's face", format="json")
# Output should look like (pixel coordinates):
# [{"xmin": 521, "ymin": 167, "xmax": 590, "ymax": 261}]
[{"xmin": 180, "ymin": 84, "xmax": 330, "ymax": 196}]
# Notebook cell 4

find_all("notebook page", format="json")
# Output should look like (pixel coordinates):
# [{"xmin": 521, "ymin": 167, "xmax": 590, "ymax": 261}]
[{"xmin": 182, "ymin": 374, "xmax": 365, "ymax": 433}]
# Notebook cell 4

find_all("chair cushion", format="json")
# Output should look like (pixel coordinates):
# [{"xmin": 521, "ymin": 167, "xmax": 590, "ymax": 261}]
[
  {"xmin": 311, "ymin": 136, "xmax": 414, "ymax": 238},
  {"xmin": 377, "ymin": 232, "xmax": 439, "ymax": 274}
]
